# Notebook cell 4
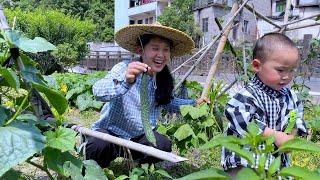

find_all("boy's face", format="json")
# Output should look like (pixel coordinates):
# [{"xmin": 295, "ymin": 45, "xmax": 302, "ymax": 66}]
[
  {"xmin": 252, "ymin": 46, "xmax": 298, "ymax": 91},
  {"xmin": 139, "ymin": 36, "xmax": 171, "ymax": 74}
]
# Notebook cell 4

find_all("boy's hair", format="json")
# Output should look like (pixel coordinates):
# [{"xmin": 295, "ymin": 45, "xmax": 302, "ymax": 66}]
[{"xmin": 253, "ymin": 33, "xmax": 297, "ymax": 61}]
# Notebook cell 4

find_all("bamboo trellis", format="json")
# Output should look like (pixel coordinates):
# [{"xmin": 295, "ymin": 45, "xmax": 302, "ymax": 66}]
[{"xmin": 173, "ymin": 0, "xmax": 320, "ymax": 100}]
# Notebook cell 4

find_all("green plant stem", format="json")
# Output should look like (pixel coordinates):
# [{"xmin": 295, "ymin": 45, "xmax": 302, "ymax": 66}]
[
  {"xmin": 26, "ymin": 159, "xmax": 54, "ymax": 180},
  {"xmin": 5, "ymin": 91, "xmax": 29, "ymax": 126}
]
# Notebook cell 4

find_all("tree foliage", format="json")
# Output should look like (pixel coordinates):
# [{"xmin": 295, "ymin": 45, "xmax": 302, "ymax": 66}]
[
  {"xmin": 2, "ymin": 0, "xmax": 115, "ymax": 42},
  {"xmin": 4, "ymin": 7, "xmax": 96, "ymax": 74},
  {"xmin": 158, "ymin": 0, "xmax": 202, "ymax": 42}
]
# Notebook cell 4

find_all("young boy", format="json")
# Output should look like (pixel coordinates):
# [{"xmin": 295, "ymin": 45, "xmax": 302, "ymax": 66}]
[{"xmin": 221, "ymin": 33, "xmax": 308, "ymax": 177}]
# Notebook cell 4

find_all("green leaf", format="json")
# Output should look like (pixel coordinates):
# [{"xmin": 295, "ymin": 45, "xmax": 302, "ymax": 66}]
[
  {"xmin": 66, "ymin": 85, "xmax": 86, "ymax": 100},
  {"xmin": 75, "ymin": 93, "xmax": 103, "ymax": 111},
  {"xmin": 0, "ymin": 106, "xmax": 12, "ymax": 126},
  {"xmin": 44, "ymin": 127, "xmax": 77, "ymax": 152},
  {"xmin": 268, "ymin": 156, "xmax": 281, "ymax": 176},
  {"xmin": 277, "ymin": 138, "xmax": 320, "ymax": 153},
  {"xmin": 279, "ymin": 166, "xmax": 320, "ymax": 180},
  {"xmin": 154, "ymin": 169, "xmax": 172, "ymax": 179},
  {"xmin": 32, "ymin": 83, "xmax": 68, "ymax": 115},
  {"xmin": 222, "ymin": 143, "xmax": 255, "ymax": 165},
  {"xmin": 5, "ymin": 30, "xmax": 56, "ymax": 53},
  {"xmin": 247, "ymin": 122, "xmax": 260, "ymax": 136},
  {"xmin": 44, "ymin": 147, "xmax": 82, "ymax": 177},
  {"xmin": 180, "ymin": 105, "xmax": 207, "ymax": 119},
  {"xmin": 82, "ymin": 160, "xmax": 108, "ymax": 180},
  {"xmin": 174, "ymin": 124, "xmax": 195, "ymax": 141},
  {"xmin": 258, "ymin": 154, "xmax": 267, "ymax": 173},
  {"xmin": 0, "ymin": 68, "xmax": 20, "ymax": 90},
  {"xmin": 201, "ymin": 135, "xmax": 241, "ymax": 149},
  {"xmin": 177, "ymin": 168, "xmax": 230, "ymax": 180},
  {"xmin": 201, "ymin": 117, "xmax": 214, "ymax": 127},
  {"xmin": 0, "ymin": 122, "xmax": 45, "ymax": 176},
  {"xmin": 235, "ymin": 168, "xmax": 260, "ymax": 180},
  {"xmin": 62, "ymin": 161, "xmax": 84, "ymax": 180}
]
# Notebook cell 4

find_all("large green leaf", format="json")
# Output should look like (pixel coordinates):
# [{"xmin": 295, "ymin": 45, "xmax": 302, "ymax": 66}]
[
  {"xmin": 277, "ymin": 138, "xmax": 320, "ymax": 153},
  {"xmin": 177, "ymin": 168, "xmax": 230, "ymax": 180},
  {"xmin": 279, "ymin": 166, "xmax": 320, "ymax": 180},
  {"xmin": 20, "ymin": 54, "xmax": 46, "ymax": 85},
  {"xmin": 32, "ymin": 82, "xmax": 68, "ymax": 115},
  {"xmin": 0, "ymin": 67, "xmax": 20, "ymax": 90},
  {"xmin": 0, "ymin": 169, "xmax": 23, "ymax": 180},
  {"xmin": 235, "ymin": 168, "xmax": 260, "ymax": 180},
  {"xmin": 174, "ymin": 124, "xmax": 195, "ymax": 141},
  {"xmin": 5, "ymin": 30, "xmax": 56, "ymax": 53},
  {"xmin": 0, "ymin": 122, "xmax": 45, "ymax": 176},
  {"xmin": 66, "ymin": 85, "xmax": 87, "ymax": 100},
  {"xmin": 44, "ymin": 127, "xmax": 77, "ymax": 152},
  {"xmin": 44, "ymin": 147, "xmax": 82, "ymax": 177}
]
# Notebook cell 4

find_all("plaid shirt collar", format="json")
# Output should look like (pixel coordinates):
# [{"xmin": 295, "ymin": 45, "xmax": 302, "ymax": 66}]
[{"xmin": 251, "ymin": 75, "xmax": 288, "ymax": 98}]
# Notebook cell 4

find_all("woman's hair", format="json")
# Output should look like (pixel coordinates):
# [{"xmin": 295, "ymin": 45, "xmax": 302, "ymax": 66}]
[{"xmin": 138, "ymin": 34, "xmax": 174, "ymax": 105}]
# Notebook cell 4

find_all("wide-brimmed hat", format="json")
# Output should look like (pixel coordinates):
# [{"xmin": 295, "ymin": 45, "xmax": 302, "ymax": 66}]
[{"xmin": 115, "ymin": 22, "xmax": 195, "ymax": 57}]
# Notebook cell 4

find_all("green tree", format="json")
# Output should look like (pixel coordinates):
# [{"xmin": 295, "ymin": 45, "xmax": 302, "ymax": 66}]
[{"xmin": 158, "ymin": 0, "xmax": 202, "ymax": 42}]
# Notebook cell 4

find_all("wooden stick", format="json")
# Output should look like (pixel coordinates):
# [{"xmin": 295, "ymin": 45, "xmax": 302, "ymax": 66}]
[
  {"xmin": 201, "ymin": 1, "xmax": 245, "ymax": 99},
  {"xmin": 71, "ymin": 125, "xmax": 188, "ymax": 163},
  {"xmin": 283, "ymin": 22, "xmax": 320, "ymax": 31},
  {"xmin": 281, "ymin": 13, "xmax": 320, "ymax": 27},
  {"xmin": 244, "ymin": 4, "xmax": 282, "ymax": 29}
]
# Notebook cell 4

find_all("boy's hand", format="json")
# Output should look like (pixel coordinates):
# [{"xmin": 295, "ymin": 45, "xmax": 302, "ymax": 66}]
[
  {"xmin": 263, "ymin": 127, "xmax": 294, "ymax": 147},
  {"xmin": 126, "ymin": 61, "xmax": 149, "ymax": 84}
]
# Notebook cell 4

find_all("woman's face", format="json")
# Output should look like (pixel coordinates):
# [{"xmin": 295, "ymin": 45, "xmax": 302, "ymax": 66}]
[{"xmin": 140, "ymin": 36, "xmax": 171, "ymax": 74}]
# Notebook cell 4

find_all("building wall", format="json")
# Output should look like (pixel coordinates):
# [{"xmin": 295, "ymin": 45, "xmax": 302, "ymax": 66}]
[{"xmin": 114, "ymin": 0, "xmax": 130, "ymax": 32}]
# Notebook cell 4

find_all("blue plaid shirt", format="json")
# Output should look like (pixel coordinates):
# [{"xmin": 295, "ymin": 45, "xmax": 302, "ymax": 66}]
[{"xmin": 92, "ymin": 60, "xmax": 196, "ymax": 139}]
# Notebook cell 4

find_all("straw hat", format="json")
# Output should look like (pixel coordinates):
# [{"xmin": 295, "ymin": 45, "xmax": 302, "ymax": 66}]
[{"xmin": 115, "ymin": 22, "xmax": 195, "ymax": 57}]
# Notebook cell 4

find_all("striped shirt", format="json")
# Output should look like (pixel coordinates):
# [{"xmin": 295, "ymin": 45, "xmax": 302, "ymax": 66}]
[
  {"xmin": 221, "ymin": 76, "xmax": 308, "ymax": 170},
  {"xmin": 92, "ymin": 60, "xmax": 196, "ymax": 139}
]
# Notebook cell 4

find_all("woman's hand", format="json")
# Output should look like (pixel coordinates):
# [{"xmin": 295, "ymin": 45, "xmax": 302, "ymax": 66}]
[
  {"xmin": 126, "ymin": 61, "xmax": 150, "ymax": 84},
  {"xmin": 196, "ymin": 97, "xmax": 210, "ymax": 106}
]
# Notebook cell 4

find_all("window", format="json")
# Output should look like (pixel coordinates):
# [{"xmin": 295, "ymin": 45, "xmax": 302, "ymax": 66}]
[
  {"xmin": 276, "ymin": 0, "xmax": 286, "ymax": 12},
  {"xmin": 137, "ymin": 19, "xmax": 143, "ymax": 24},
  {"xmin": 129, "ymin": 20, "xmax": 135, "ymax": 24},
  {"xmin": 149, "ymin": 17, "xmax": 154, "ymax": 24},
  {"xmin": 145, "ymin": 18, "xmax": 149, "ymax": 24},
  {"xmin": 243, "ymin": 20, "xmax": 249, "ymax": 34},
  {"xmin": 202, "ymin": 17, "xmax": 209, "ymax": 32}
]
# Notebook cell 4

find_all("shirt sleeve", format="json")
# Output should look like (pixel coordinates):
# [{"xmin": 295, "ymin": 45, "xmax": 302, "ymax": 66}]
[
  {"xmin": 290, "ymin": 90, "xmax": 308, "ymax": 136},
  {"xmin": 162, "ymin": 97, "xmax": 196, "ymax": 113},
  {"xmin": 225, "ymin": 92, "xmax": 267, "ymax": 137},
  {"xmin": 92, "ymin": 61, "xmax": 133, "ymax": 102}
]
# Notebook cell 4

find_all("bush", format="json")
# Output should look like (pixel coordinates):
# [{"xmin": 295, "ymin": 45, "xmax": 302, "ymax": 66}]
[{"xmin": 4, "ymin": 7, "xmax": 96, "ymax": 74}]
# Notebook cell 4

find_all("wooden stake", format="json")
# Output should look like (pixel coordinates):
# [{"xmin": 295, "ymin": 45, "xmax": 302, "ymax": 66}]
[{"xmin": 201, "ymin": 1, "xmax": 245, "ymax": 99}]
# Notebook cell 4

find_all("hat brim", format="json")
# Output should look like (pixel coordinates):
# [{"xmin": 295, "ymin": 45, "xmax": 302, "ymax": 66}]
[{"xmin": 115, "ymin": 24, "xmax": 195, "ymax": 57}]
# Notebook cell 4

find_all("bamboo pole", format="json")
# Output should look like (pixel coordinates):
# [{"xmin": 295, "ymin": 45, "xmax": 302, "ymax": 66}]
[
  {"xmin": 170, "ymin": 44, "xmax": 209, "ymax": 74},
  {"xmin": 200, "ymin": 1, "xmax": 243, "ymax": 99},
  {"xmin": 283, "ymin": 22, "xmax": 320, "ymax": 31},
  {"xmin": 71, "ymin": 125, "xmax": 188, "ymax": 163},
  {"xmin": 174, "ymin": 0, "xmax": 249, "ymax": 91},
  {"xmin": 244, "ymin": 4, "xmax": 282, "ymax": 29},
  {"xmin": 279, "ymin": 0, "xmax": 292, "ymax": 33}
]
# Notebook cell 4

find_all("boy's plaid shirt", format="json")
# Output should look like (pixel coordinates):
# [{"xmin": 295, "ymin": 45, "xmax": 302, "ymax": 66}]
[{"xmin": 221, "ymin": 76, "xmax": 308, "ymax": 170}]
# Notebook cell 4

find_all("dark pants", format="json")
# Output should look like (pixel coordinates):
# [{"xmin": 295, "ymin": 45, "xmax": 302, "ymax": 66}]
[{"xmin": 85, "ymin": 129, "xmax": 172, "ymax": 168}]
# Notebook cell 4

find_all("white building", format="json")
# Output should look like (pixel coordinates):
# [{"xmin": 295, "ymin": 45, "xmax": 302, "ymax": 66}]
[
  {"xmin": 114, "ymin": 0, "xmax": 171, "ymax": 33},
  {"xmin": 257, "ymin": 0, "xmax": 320, "ymax": 40}
]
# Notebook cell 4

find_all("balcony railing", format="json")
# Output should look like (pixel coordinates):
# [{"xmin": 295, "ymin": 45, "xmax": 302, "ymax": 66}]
[
  {"xmin": 130, "ymin": 0, "xmax": 156, "ymax": 8},
  {"xmin": 193, "ymin": 0, "xmax": 228, "ymax": 10}
]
